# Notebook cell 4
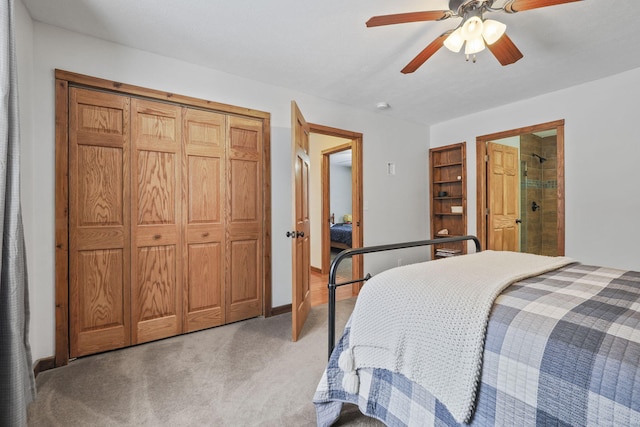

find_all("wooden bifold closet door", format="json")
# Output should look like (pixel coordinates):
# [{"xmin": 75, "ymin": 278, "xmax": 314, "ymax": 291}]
[
  {"xmin": 69, "ymin": 88, "xmax": 131, "ymax": 357},
  {"xmin": 68, "ymin": 87, "xmax": 262, "ymax": 357},
  {"xmin": 226, "ymin": 116, "xmax": 263, "ymax": 323},
  {"xmin": 183, "ymin": 108, "xmax": 226, "ymax": 332},
  {"xmin": 130, "ymin": 99, "xmax": 183, "ymax": 344}
]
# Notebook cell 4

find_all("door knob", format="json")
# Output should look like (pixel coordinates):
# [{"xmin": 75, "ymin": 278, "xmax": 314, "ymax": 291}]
[
  {"xmin": 296, "ymin": 231, "xmax": 305, "ymax": 238},
  {"xmin": 286, "ymin": 231, "xmax": 296, "ymax": 238},
  {"xmin": 515, "ymin": 219, "xmax": 522, "ymax": 224}
]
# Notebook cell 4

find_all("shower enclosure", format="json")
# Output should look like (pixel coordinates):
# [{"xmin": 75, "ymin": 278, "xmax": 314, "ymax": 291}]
[
  {"xmin": 477, "ymin": 119, "xmax": 565, "ymax": 257},
  {"xmin": 519, "ymin": 133, "xmax": 558, "ymax": 256}
]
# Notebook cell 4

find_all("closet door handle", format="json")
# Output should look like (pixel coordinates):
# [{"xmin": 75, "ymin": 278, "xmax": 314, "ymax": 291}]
[
  {"xmin": 296, "ymin": 231, "xmax": 305, "ymax": 238},
  {"xmin": 286, "ymin": 231, "xmax": 296, "ymax": 238},
  {"xmin": 515, "ymin": 219, "xmax": 522, "ymax": 224}
]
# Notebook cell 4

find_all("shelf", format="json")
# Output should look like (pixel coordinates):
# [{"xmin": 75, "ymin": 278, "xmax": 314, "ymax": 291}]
[
  {"xmin": 433, "ymin": 162, "xmax": 463, "ymax": 168},
  {"xmin": 434, "ymin": 180, "xmax": 462, "ymax": 184},
  {"xmin": 430, "ymin": 142, "xmax": 466, "ymax": 259}
]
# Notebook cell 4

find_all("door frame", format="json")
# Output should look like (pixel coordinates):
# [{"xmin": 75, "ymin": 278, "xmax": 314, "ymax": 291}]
[
  {"xmin": 320, "ymin": 141, "xmax": 354, "ymax": 274},
  {"xmin": 476, "ymin": 119, "xmax": 565, "ymax": 255},
  {"xmin": 54, "ymin": 70, "xmax": 272, "ymax": 366},
  {"xmin": 309, "ymin": 123, "xmax": 364, "ymax": 290}
]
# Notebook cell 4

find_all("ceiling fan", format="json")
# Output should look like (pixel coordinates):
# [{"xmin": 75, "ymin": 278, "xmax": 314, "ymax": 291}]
[{"xmin": 366, "ymin": 0, "xmax": 583, "ymax": 73}]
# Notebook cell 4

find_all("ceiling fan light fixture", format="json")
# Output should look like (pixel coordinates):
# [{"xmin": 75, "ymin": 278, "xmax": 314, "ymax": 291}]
[
  {"xmin": 367, "ymin": 0, "xmax": 580, "ymax": 73},
  {"xmin": 482, "ymin": 19, "xmax": 506, "ymax": 45},
  {"xmin": 465, "ymin": 35, "xmax": 486, "ymax": 55},
  {"xmin": 460, "ymin": 16, "xmax": 483, "ymax": 40},
  {"xmin": 444, "ymin": 27, "xmax": 465, "ymax": 52}
]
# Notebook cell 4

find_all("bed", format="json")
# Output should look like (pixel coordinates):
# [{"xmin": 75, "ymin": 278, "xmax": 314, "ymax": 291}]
[
  {"xmin": 314, "ymin": 236, "xmax": 640, "ymax": 426},
  {"xmin": 330, "ymin": 223, "xmax": 352, "ymax": 250},
  {"xmin": 329, "ymin": 213, "xmax": 353, "ymax": 250}
]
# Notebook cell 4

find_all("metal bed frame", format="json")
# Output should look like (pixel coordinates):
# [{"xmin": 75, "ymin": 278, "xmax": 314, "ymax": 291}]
[{"xmin": 327, "ymin": 235, "xmax": 482, "ymax": 358}]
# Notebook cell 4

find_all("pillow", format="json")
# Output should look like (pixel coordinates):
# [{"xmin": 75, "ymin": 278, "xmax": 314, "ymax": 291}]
[{"xmin": 343, "ymin": 214, "xmax": 352, "ymax": 223}]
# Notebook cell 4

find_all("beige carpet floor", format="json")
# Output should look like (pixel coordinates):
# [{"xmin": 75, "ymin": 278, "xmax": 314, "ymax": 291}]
[
  {"xmin": 27, "ymin": 299, "xmax": 383, "ymax": 427},
  {"xmin": 331, "ymin": 249, "xmax": 352, "ymax": 279}
]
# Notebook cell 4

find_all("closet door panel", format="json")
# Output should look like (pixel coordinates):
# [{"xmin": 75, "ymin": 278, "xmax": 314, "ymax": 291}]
[
  {"xmin": 183, "ymin": 109, "xmax": 226, "ymax": 332},
  {"xmin": 131, "ymin": 99, "xmax": 182, "ymax": 344},
  {"xmin": 69, "ymin": 88, "xmax": 130, "ymax": 357},
  {"xmin": 226, "ymin": 116, "xmax": 263, "ymax": 323},
  {"xmin": 186, "ymin": 242, "xmax": 223, "ymax": 329},
  {"xmin": 228, "ymin": 239, "xmax": 260, "ymax": 312},
  {"xmin": 135, "ymin": 245, "xmax": 178, "ymax": 343}
]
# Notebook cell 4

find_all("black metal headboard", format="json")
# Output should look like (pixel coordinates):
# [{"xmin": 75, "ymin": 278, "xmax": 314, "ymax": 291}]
[{"xmin": 327, "ymin": 235, "xmax": 481, "ymax": 359}]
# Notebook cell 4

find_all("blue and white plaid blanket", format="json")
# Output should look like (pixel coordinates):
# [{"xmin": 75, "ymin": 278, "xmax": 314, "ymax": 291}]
[{"xmin": 313, "ymin": 263, "xmax": 640, "ymax": 426}]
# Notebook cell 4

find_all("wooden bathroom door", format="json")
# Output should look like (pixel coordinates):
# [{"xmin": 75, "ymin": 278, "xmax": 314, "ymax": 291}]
[{"xmin": 487, "ymin": 142, "xmax": 520, "ymax": 251}]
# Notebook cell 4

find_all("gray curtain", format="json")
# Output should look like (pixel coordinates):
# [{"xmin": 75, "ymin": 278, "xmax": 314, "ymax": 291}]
[{"xmin": 0, "ymin": 0, "xmax": 36, "ymax": 425}]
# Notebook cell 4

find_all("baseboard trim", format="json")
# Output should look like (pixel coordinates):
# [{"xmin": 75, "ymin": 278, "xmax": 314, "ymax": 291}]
[
  {"xmin": 33, "ymin": 356, "xmax": 56, "ymax": 377},
  {"xmin": 310, "ymin": 266, "xmax": 322, "ymax": 274},
  {"xmin": 271, "ymin": 304, "xmax": 291, "ymax": 316}
]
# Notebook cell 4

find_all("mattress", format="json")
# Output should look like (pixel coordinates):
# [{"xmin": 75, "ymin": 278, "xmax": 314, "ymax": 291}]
[
  {"xmin": 330, "ymin": 223, "xmax": 352, "ymax": 247},
  {"xmin": 314, "ymin": 263, "xmax": 640, "ymax": 426}
]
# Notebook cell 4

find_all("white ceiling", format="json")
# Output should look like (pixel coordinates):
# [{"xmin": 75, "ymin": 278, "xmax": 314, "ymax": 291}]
[{"xmin": 21, "ymin": 0, "xmax": 640, "ymax": 126}]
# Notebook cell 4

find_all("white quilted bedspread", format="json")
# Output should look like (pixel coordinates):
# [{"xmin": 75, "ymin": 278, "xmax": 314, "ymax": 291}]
[{"xmin": 341, "ymin": 250, "xmax": 573, "ymax": 423}]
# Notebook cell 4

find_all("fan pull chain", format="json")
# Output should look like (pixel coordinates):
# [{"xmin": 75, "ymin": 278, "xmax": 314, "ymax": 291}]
[{"xmin": 465, "ymin": 54, "xmax": 478, "ymax": 63}]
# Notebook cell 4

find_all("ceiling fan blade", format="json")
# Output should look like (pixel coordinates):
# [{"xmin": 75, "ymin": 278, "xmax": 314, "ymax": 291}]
[
  {"xmin": 504, "ymin": 0, "xmax": 582, "ymax": 13},
  {"xmin": 401, "ymin": 32, "xmax": 451, "ymax": 74},
  {"xmin": 366, "ymin": 11, "xmax": 451, "ymax": 27},
  {"xmin": 487, "ymin": 33, "xmax": 524, "ymax": 66}
]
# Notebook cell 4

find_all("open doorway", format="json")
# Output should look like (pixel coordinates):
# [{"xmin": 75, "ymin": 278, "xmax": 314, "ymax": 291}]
[
  {"xmin": 323, "ymin": 145, "xmax": 352, "ymax": 275},
  {"xmin": 476, "ymin": 120, "xmax": 565, "ymax": 255},
  {"xmin": 308, "ymin": 125, "xmax": 363, "ymax": 306}
]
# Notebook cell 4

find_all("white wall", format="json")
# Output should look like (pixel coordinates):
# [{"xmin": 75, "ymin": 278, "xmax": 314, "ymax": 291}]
[
  {"xmin": 431, "ymin": 67, "xmax": 640, "ymax": 271},
  {"xmin": 330, "ymin": 163, "xmax": 352, "ymax": 222},
  {"xmin": 18, "ymin": 19, "xmax": 429, "ymax": 362}
]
